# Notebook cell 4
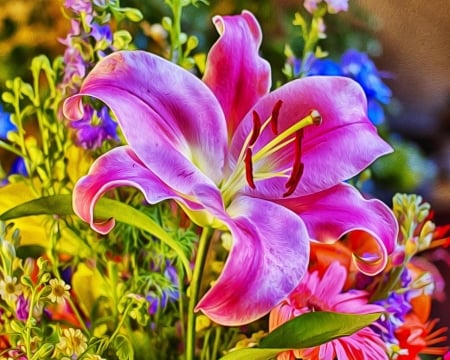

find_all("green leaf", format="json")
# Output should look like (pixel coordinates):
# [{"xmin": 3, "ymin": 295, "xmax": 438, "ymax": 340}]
[
  {"xmin": 221, "ymin": 348, "xmax": 284, "ymax": 360},
  {"xmin": 113, "ymin": 335, "xmax": 134, "ymax": 360},
  {"xmin": 0, "ymin": 195, "xmax": 192, "ymax": 280},
  {"xmin": 220, "ymin": 312, "xmax": 381, "ymax": 360},
  {"xmin": 260, "ymin": 311, "xmax": 381, "ymax": 349}
]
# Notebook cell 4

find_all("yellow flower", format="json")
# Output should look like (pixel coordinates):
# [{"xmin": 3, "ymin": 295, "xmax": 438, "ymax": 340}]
[
  {"xmin": 71, "ymin": 262, "xmax": 109, "ymax": 316},
  {"xmin": 56, "ymin": 328, "xmax": 88, "ymax": 357},
  {"xmin": 0, "ymin": 275, "xmax": 22, "ymax": 303},
  {"xmin": 48, "ymin": 278, "xmax": 71, "ymax": 304}
]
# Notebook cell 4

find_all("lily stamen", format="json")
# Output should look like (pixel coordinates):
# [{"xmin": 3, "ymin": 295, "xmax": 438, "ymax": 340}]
[
  {"xmin": 270, "ymin": 99, "xmax": 283, "ymax": 135},
  {"xmin": 283, "ymin": 129, "xmax": 304, "ymax": 197},
  {"xmin": 223, "ymin": 107, "xmax": 322, "ymax": 199},
  {"xmin": 252, "ymin": 109, "xmax": 321, "ymax": 163},
  {"xmin": 244, "ymin": 148, "xmax": 256, "ymax": 189},
  {"xmin": 223, "ymin": 101, "xmax": 284, "ymax": 195}
]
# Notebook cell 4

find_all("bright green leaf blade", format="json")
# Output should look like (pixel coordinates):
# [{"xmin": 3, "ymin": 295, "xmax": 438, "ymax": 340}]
[
  {"xmin": 220, "ymin": 312, "xmax": 381, "ymax": 360},
  {"xmin": 260, "ymin": 311, "xmax": 381, "ymax": 349},
  {"xmin": 0, "ymin": 194, "xmax": 74, "ymax": 219},
  {"xmin": 0, "ymin": 195, "xmax": 192, "ymax": 279},
  {"xmin": 220, "ymin": 348, "xmax": 284, "ymax": 360}
]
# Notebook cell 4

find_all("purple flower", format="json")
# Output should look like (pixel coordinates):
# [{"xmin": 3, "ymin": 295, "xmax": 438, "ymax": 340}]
[
  {"xmin": 373, "ymin": 291, "xmax": 412, "ymax": 343},
  {"xmin": 70, "ymin": 104, "xmax": 119, "ymax": 150},
  {"xmin": 64, "ymin": 0, "xmax": 92, "ymax": 14},
  {"xmin": 16, "ymin": 295, "xmax": 30, "ymax": 321},
  {"xmin": 304, "ymin": 0, "xmax": 348, "ymax": 14},
  {"xmin": 91, "ymin": 23, "xmax": 113, "ymax": 43}
]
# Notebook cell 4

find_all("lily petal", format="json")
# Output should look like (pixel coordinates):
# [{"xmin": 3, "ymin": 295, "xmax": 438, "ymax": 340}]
[
  {"xmin": 276, "ymin": 183, "xmax": 397, "ymax": 275},
  {"xmin": 231, "ymin": 76, "xmax": 392, "ymax": 198},
  {"xmin": 203, "ymin": 10, "xmax": 271, "ymax": 137},
  {"xmin": 73, "ymin": 146, "xmax": 203, "ymax": 234},
  {"xmin": 195, "ymin": 194, "xmax": 309, "ymax": 326},
  {"xmin": 64, "ymin": 50, "xmax": 228, "ymax": 189}
]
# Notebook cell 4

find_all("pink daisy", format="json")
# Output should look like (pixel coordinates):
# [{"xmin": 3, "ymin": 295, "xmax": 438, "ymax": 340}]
[{"xmin": 269, "ymin": 262, "xmax": 387, "ymax": 360}]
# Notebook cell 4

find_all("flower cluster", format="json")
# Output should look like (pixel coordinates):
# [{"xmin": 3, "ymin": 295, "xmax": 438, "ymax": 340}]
[
  {"xmin": 0, "ymin": 1, "xmax": 448, "ymax": 360},
  {"xmin": 268, "ymin": 194, "xmax": 449, "ymax": 359},
  {"xmin": 59, "ymin": 0, "xmax": 142, "ymax": 150}
]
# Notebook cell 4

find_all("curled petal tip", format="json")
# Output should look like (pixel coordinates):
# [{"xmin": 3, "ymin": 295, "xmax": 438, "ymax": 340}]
[
  {"xmin": 91, "ymin": 218, "xmax": 116, "ymax": 235},
  {"xmin": 352, "ymin": 251, "xmax": 387, "ymax": 276},
  {"xmin": 63, "ymin": 95, "xmax": 85, "ymax": 121}
]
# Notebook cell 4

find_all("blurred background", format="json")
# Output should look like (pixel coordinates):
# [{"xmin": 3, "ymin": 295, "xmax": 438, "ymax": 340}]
[{"xmin": 1, "ymin": 0, "xmax": 449, "ymax": 342}]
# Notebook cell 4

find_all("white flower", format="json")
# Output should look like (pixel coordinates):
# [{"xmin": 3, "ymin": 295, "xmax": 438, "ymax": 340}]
[
  {"xmin": 0, "ymin": 275, "xmax": 22, "ymax": 303},
  {"xmin": 57, "ymin": 328, "xmax": 88, "ymax": 357},
  {"xmin": 48, "ymin": 278, "xmax": 71, "ymax": 304}
]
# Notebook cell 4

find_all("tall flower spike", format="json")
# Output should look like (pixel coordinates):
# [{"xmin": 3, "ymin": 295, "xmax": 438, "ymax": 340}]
[{"xmin": 64, "ymin": 10, "xmax": 397, "ymax": 325}]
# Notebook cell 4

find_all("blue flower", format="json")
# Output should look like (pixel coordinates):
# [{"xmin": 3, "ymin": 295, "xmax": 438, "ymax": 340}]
[
  {"xmin": 0, "ymin": 105, "xmax": 16, "ymax": 140},
  {"xmin": 146, "ymin": 263, "xmax": 179, "ymax": 315},
  {"xmin": 0, "ymin": 106, "xmax": 27, "ymax": 186}
]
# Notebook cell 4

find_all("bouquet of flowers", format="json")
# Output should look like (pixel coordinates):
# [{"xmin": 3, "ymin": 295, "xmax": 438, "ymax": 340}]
[{"xmin": 0, "ymin": 0, "xmax": 448, "ymax": 359}]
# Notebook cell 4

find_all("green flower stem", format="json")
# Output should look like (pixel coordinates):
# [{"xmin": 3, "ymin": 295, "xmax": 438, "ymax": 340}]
[
  {"xmin": 211, "ymin": 325, "xmax": 222, "ymax": 360},
  {"xmin": 100, "ymin": 301, "xmax": 134, "ymax": 353},
  {"xmin": 67, "ymin": 296, "xmax": 89, "ymax": 334},
  {"xmin": 168, "ymin": 0, "xmax": 184, "ymax": 65},
  {"xmin": 0, "ymin": 140, "xmax": 25, "ymax": 158},
  {"xmin": 186, "ymin": 227, "xmax": 213, "ymax": 360},
  {"xmin": 24, "ymin": 285, "xmax": 43, "ymax": 359},
  {"xmin": 178, "ymin": 262, "xmax": 186, "ymax": 340}
]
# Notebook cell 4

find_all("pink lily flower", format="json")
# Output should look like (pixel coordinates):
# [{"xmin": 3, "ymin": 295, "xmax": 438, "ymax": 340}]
[{"xmin": 63, "ymin": 11, "xmax": 397, "ymax": 326}]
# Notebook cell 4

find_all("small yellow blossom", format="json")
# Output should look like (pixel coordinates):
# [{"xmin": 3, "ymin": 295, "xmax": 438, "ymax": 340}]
[
  {"xmin": 57, "ymin": 328, "xmax": 88, "ymax": 357},
  {"xmin": 48, "ymin": 278, "xmax": 71, "ymax": 304},
  {"xmin": 0, "ymin": 275, "xmax": 22, "ymax": 303}
]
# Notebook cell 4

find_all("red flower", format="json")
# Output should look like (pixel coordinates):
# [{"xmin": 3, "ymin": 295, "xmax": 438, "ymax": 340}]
[{"xmin": 395, "ymin": 313, "xmax": 449, "ymax": 359}]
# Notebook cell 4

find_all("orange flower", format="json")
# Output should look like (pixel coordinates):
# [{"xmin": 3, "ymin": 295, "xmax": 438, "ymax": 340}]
[
  {"xmin": 309, "ymin": 229, "xmax": 387, "ymax": 290},
  {"xmin": 395, "ymin": 313, "xmax": 448, "ymax": 360},
  {"xmin": 309, "ymin": 241, "xmax": 355, "ymax": 290}
]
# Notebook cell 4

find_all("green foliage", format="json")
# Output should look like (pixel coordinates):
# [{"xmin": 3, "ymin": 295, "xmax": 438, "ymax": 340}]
[{"xmin": 0, "ymin": 194, "xmax": 193, "ymax": 279}]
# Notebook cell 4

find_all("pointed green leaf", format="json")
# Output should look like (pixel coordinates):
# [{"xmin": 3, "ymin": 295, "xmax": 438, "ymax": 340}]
[
  {"xmin": 0, "ymin": 195, "xmax": 192, "ymax": 279},
  {"xmin": 260, "ymin": 311, "xmax": 381, "ymax": 349},
  {"xmin": 220, "ymin": 312, "xmax": 381, "ymax": 360}
]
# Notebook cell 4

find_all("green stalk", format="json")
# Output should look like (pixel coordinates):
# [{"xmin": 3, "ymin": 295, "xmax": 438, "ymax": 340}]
[
  {"xmin": 185, "ymin": 227, "xmax": 213, "ymax": 360},
  {"xmin": 169, "ymin": 0, "xmax": 184, "ymax": 65}
]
